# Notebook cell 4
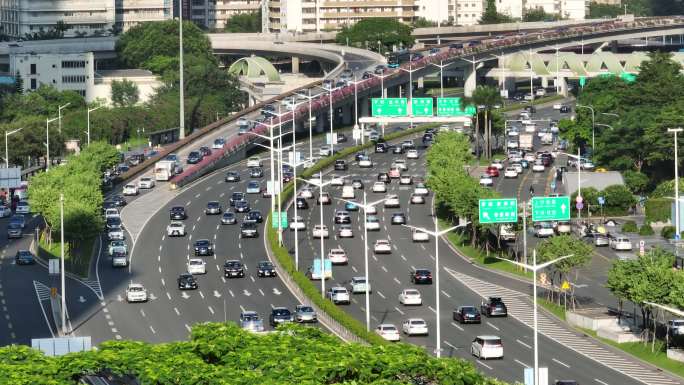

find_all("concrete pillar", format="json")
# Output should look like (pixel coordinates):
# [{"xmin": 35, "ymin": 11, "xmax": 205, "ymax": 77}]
[
  {"xmin": 315, "ymin": 112, "xmax": 326, "ymax": 133},
  {"xmin": 292, "ymin": 56, "xmax": 300, "ymax": 74},
  {"xmin": 541, "ymin": 77, "xmax": 549, "ymax": 89},
  {"xmin": 360, "ymin": 97, "xmax": 370, "ymax": 117},
  {"xmin": 558, "ymin": 77, "xmax": 568, "ymax": 97},
  {"xmin": 248, "ymin": 95, "xmax": 256, "ymax": 107},
  {"xmin": 464, "ymin": 66, "xmax": 477, "ymax": 98},
  {"xmin": 417, "ymin": 76, "xmax": 424, "ymax": 89},
  {"xmin": 397, "ymin": 84, "xmax": 403, "ymax": 98},
  {"xmin": 382, "ymin": 87, "xmax": 387, "ymax": 98},
  {"xmin": 342, "ymin": 104, "xmax": 353, "ymax": 126},
  {"xmin": 504, "ymin": 77, "xmax": 517, "ymax": 96}
]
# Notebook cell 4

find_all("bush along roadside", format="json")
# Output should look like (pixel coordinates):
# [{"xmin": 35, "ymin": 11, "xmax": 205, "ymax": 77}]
[{"xmin": 265, "ymin": 125, "xmax": 433, "ymax": 344}]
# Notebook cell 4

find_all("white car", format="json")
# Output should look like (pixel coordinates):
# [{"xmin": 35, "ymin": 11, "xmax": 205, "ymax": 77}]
[
  {"xmin": 350, "ymin": 276, "xmax": 371, "ymax": 294},
  {"xmin": 524, "ymin": 153, "xmax": 536, "ymax": 162},
  {"xmin": 402, "ymin": 318, "xmax": 429, "ymax": 336},
  {"xmin": 187, "ymin": 258, "xmax": 206, "ymax": 275},
  {"xmin": 319, "ymin": 145, "xmax": 332, "ymax": 157},
  {"xmin": 0, "ymin": 205, "xmax": 11, "ymax": 218},
  {"xmin": 328, "ymin": 248, "xmax": 348, "ymax": 265},
  {"xmin": 289, "ymin": 215, "xmax": 306, "ymax": 231},
  {"xmin": 399, "ymin": 175, "xmax": 413, "ymax": 185},
  {"xmin": 471, "ymin": 335, "xmax": 504, "ymax": 359},
  {"xmin": 111, "ymin": 253, "xmax": 128, "ymax": 267},
  {"xmin": 104, "ymin": 208, "xmax": 120, "ymax": 219},
  {"xmin": 491, "ymin": 159, "xmax": 504, "ymax": 170},
  {"xmin": 610, "ymin": 237, "xmax": 633, "ymax": 251},
  {"xmin": 212, "ymin": 138, "xmax": 225, "ymax": 149},
  {"xmin": 406, "ymin": 149, "xmax": 419, "ymax": 159},
  {"xmin": 532, "ymin": 161, "xmax": 545, "ymax": 172},
  {"xmin": 366, "ymin": 215, "xmax": 381, "ymax": 231},
  {"xmin": 108, "ymin": 228, "xmax": 125, "ymax": 241},
  {"xmin": 299, "ymin": 187, "xmax": 314, "ymax": 199},
  {"xmin": 413, "ymin": 183, "xmax": 429, "ymax": 196},
  {"xmin": 507, "ymin": 140, "xmax": 519, "ymax": 149},
  {"xmin": 167, "ymin": 222, "xmax": 186, "ymax": 237},
  {"xmin": 337, "ymin": 224, "xmax": 354, "ymax": 238},
  {"xmin": 410, "ymin": 194, "xmax": 425, "ymax": 204},
  {"xmin": 504, "ymin": 167, "xmax": 518, "ymax": 178},
  {"xmin": 366, "ymin": 205, "xmax": 378, "ymax": 215},
  {"xmin": 358, "ymin": 156, "xmax": 373, "ymax": 168},
  {"xmin": 553, "ymin": 103, "xmax": 563, "ymax": 110},
  {"xmin": 374, "ymin": 240, "xmax": 392, "ymax": 254},
  {"xmin": 312, "ymin": 225, "xmax": 329, "ymax": 239},
  {"xmin": 398, "ymin": 289, "xmax": 422, "ymax": 305},
  {"xmin": 384, "ymin": 194, "xmax": 400, "ymax": 208},
  {"xmin": 15, "ymin": 201, "xmax": 30, "ymax": 214},
  {"xmin": 126, "ymin": 283, "xmax": 148, "ymax": 303},
  {"xmin": 412, "ymin": 229, "xmax": 430, "ymax": 242},
  {"xmin": 138, "ymin": 177, "xmax": 155, "ymax": 189},
  {"xmin": 375, "ymin": 324, "xmax": 401, "ymax": 342},
  {"xmin": 372, "ymin": 182, "xmax": 387, "ymax": 193},
  {"xmin": 534, "ymin": 222, "xmax": 555, "ymax": 238},
  {"xmin": 479, "ymin": 175, "xmax": 493, "ymax": 187},
  {"xmin": 510, "ymin": 163, "xmax": 523, "ymax": 173},
  {"xmin": 393, "ymin": 159, "xmax": 408, "ymax": 171},
  {"xmin": 246, "ymin": 157, "xmax": 262, "ymax": 168},
  {"xmin": 581, "ymin": 161, "xmax": 595, "ymax": 170},
  {"xmin": 555, "ymin": 221, "xmax": 572, "ymax": 234},
  {"xmin": 330, "ymin": 175, "xmax": 345, "ymax": 186},
  {"xmin": 327, "ymin": 286, "xmax": 350, "ymax": 304},
  {"xmin": 122, "ymin": 184, "xmax": 138, "ymax": 196}
]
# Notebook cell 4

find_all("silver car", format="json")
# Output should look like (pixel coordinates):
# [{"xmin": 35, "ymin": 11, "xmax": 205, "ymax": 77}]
[
  {"xmin": 240, "ymin": 311, "xmax": 265, "ymax": 332},
  {"xmin": 295, "ymin": 305, "xmax": 317, "ymax": 323}
]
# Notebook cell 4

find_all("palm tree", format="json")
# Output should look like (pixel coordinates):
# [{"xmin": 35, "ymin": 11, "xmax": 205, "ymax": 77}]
[{"xmin": 471, "ymin": 85, "xmax": 502, "ymax": 159}]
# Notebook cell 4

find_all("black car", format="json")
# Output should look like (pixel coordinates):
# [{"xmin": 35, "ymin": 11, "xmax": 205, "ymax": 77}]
[
  {"xmin": 178, "ymin": 273, "xmax": 198, "ymax": 290},
  {"xmin": 249, "ymin": 167, "xmax": 264, "ymax": 178},
  {"xmin": 235, "ymin": 200, "xmax": 250, "ymax": 213},
  {"xmin": 391, "ymin": 213, "xmax": 406, "ymax": 225},
  {"xmin": 224, "ymin": 260, "xmax": 245, "ymax": 278},
  {"xmin": 282, "ymin": 172, "xmax": 294, "ymax": 183},
  {"xmin": 480, "ymin": 297, "xmax": 508, "ymax": 317},
  {"xmin": 107, "ymin": 195, "xmax": 127, "ymax": 208},
  {"xmin": 392, "ymin": 145, "xmax": 404, "ymax": 154},
  {"xmin": 410, "ymin": 268, "xmax": 432, "ymax": 284},
  {"xmin": 269, "ymin": 307, "xmax": 294, "ymax": 327},
  {"xmin": 230, "ymin": 192, "xmax": 245, "ymax": 206},
  {"xmin": 375, "ymin": 143, "xmax": 388, "ymax": 153},
  {"xmin": 15, "ymin": 250, "xmax": 35, "ymax": 265},
  {"xmin": 296, "ymin": 197, "xmax": 309, "ymax": 210},
  {"xmin": 351, "ymin": 179, "xmax": 364, "ymax": 189},
  {"xmin": 106, "ymin": 216, "xmax": 122, "ymax": 230},
  {"xmin": 334, "ymin": 160, "xmax": 347, "ymax": 171},
  {"xmin": 523, "ymin": 105, "xmax": 536, "ymax": 114},
  {"xmin": 205, "ymin": 201, "xmax": 222, "ymax": 215},
  {"xmin": 334, "ymin": 211, "xmax": 351, "ymax": 224},
  {"xmin": 257, "ymin": 261, "xmax": 277, "ymax": 277},
  {"xmin": 240, "ymin": 222, "xmax": 259, "ymax": 238},
  {"xmin": 354, "ymin": 151, "xmax": 367, "ymax": 162},
  {"xmin": 187, "ymin": 151, "xmax": 202, "ymax": 164},
  {"xmin": 560, "ymin": 105, "xmax": 571, "ymax": 113},
  {"xmin": 225, "ymin": 171, "xmax": 240, "ymax": 182},
  {"xmin": 194, "ymin": 239, "xmax": 214, "ymax": 256},
  {"xmin": 199, "ymin": 146, "xmax": 212, "ymax": 157},
  {"xmin": 221, "ymin": 211, "xmax": 237, "ymax": 225},
  {"xmin": 453, "ymin": 306, "xmax": 482, "ymax": 324},
  {"xmin": 337, "ymin": 133, "xmax": 347, "ymax": 143},
  {"xmin": 170, "ymin": 206, "xmax": 187, "ymax": 220},
  {"xmin": 246, "ymin": 210, "xmax": 263, "ymax": 223},
  {"xmin": 377, "ymin": 173, "xmax": 390, "ymax": 183}
]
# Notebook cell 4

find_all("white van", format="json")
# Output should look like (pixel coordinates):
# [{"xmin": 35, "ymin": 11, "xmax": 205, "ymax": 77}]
[{"xmin": 342, "ymin": 186, "xmax": 355, "ymax": 199}]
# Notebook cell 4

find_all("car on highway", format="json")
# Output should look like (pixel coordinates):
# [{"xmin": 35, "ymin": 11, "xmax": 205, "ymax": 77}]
[
  {"xmin": 555, "ymin": 221, "xmax": 572, "ymax": 235},
  {"xmin": 391, "ymin": 212, "xmax": 406, "ymax": 225},
  {"xmin": 491, "ymin": 159, "xmax": 504, "ymax": 170},
  {"xmin": 581, "ymin": 160, "xmax": 595, "ymax": 170},
  {"xmin": 14, "ymin": 200, "xmax": 29, "ymax": 214},
  {"xmin": 372, "ymin": 182, "xmax": 387, "ymax": 193},
  {"xmin": 246, "ymin": 208, "xmax": 262, "ymax": 221},
  {"xmin": 295, "ymin": 197, "xmax": 309, "ymax": 210},
  {"xmin": 212, "ymin": 138, "xmax": 225, "ymax": 149},
  {"xmin": 374, "ymin": 239, "xmax": 392, "ymax": 254},
  {"xmin": 240, "ymin": 222, "xmax": 259, "ymax": 238},
  {"xmin": 246, "ymin": 180, "xmax": 261, "ymax": 194},
  {"xmin": 375, "ymin": 142, "xmax": 388, "ymax": 153},
  {"xmin": 377, "ymin": 172, "xmax": 390, "ymax": 183},
  {"xmin": 14, "ymin": 250, "xmax": 35, "ymax": 265},
  {"xmin": 399, "ymin": 174, "xmax": 413, "ymax": 185},
  {"xmin": 122, "ymin": 183, "xmax": 139, "ymax": 196},
  {"xmin": 106, "ymin": 216, "xmax": 122, "ymax": 230},
  {"xmin": 351, "ymin": 179, "xmax": 364, "ymax": 189},
  {"xmin": 358, "ymin": 156, "xmax": 373, "ymax": 168},
  {"xmin": 230, "ymin": 192, "xmax": 245, "ymax": 206},
  {"xmin": 388, "ymin": 167, "xmax": 400, "ymax": 179},
  {"xmin": 334, "ymin": 210, "xmax": 351, "ymax": 224},
  {"xmin": 289, "ymin": 215, "xmax": 306, "ymax": 231},
  {"xmin": 375, "ymin": 324, "xmax": 401, "ymax": 342},
  {"xmin": 312, "ymin": 225, "xmax": 329, "ymax": 239},
  {"xmin": 193, "ymin": 239, "xmax": 214, "ymax": 256},
  {"xmin": 235, "ymin": 200, "xmax": 250, "ymax": 213},
  {"xmin": 481, "ymin": 297, "xmax": 508, "ymax": 317},
  {"xmin": 169, "ymin": 206, "xmax": 187, "ymax": 220},
  {"xmin": 126, "ymin": 283, "xmax": 148, "ymax": 303},
  {"xmin": 327, "ymin": 286, "xmax": 350, "ymax": 304},
  {"xmin": 412, "ymin": 229, "xmax": 430, "ymax": 242},
  {"xmin": 249, "ymin": 167, "xmax": 263, "ymax": 178},
  {"xmin": 247, "ymin": 157, "xmax": 262, "ymax": 168},
  {"xmin": 402, "ymin": 318, "xmax": 428, "ymax": 336},
  {"xmin": 384, "ymin": 194, "xmax": 400, "ymax": 208},
  {"xmin": 319, "ymin": 145, "xmax": 332, "ymax": 157},
  {"xmin": 328, "ymin": 248, "xmax": 348, "ymax": 265},
  {"xmin": 366, "ymin": 215, "xmax": 380, "ymax": 231},
  {"xmin": 534, "ymin": 222, "xmax": 555, "ymax": 238},
  {"xmin": 610, "ymin": 236, "xmax": 633, "ymax": 251},
  {"xmin": 269, "ymin": 307, "xmax": 294, "ymax": 327},
  {"xmin": 178, "ymin": 273, "xmax": 198, "ymax": 290},
  {"xmin": 110, "ymin": 249, "xmax": 128, "ymax": 267},
  {"xmin": 107, "ymin": 224, "xmax": 124, "ymax": 241},
  {"xmin": 398, "ymin": 288, "xmax": 422, "ymax": 305},
  {"xmin": 588, "ymin": 232, "xmax": 609, "ymax": 247},
  {"xmin": 392, "ymin": 145, "xmax": 403, "ymax": 155},
  {"xmin": 330, "ymin": 175, "xmax": 345, "ymax": 186},
  {"xmin": 205, "ymin": 201, "xmax": 222, "ymax": 215},
  {"xmin": 257, "ymin": 261, "xmax": 276, "ymax": 277},
  {"xmin": 317, "ymin": 192, "xmax": 332, "ymax": 205},
  {"xmin": 410, "ymin": 194, "xmax": 425, "ymax": 205},
  {"xmin": 186, "ymin": 151, "xmax": 202, "ymax": 164},
  {"xmin": 471, "ymin": 335, "xmax": 503, "ymax": 360},
  {"xmin": 199, "ymin": 146, "xmax": 211, "ymax": 157},
  {"xmin": 532, "ymin": 160, "xmax": 545, "ymax": 172},
  {"xmin": 453, "ymin": 306, "xmax": 482, "ymax": 324},
  {"xmin": 221, "ymin": 212, "xmax": 237, "ymax": 225},
  {"xmin": 510, "ymin": 163, "xmax": 523, "ymax": 173},
  {"xmin": 224, "ymin": 260, "xmax": 245, "ymax": 278},
  {"xmin": 560, "ymin": 105, "xmax": 571, "ymax": 113},
  {"xmin": 393, "ymin": 159, "xmax": 408, "ymax": 171},
  {"xmin": 479, "ymin": 174, "xmax": 494, "ymax": 187},
  {"xmin": 406, "ymin": 149, "xmax": 419, "ymax": 159},
  {"xmin": 341, "ymin": 185, "xmax": 355, "ymax": 199},
  {"xmin": 410, "ymin": 268, "xmax": 432, "ymax": 284},
  {"xmin": 337, "ymin": 224, "xmax": 354, "ymax": 238},
  {"xmin": 504, "ymin": 167, "xmax": 518, "ymax": 178},
  {"xmin": 0, "ymin": 205, "xmax": 11, "ymax": 218},
  {"xmin": 299, "ymin": 186, "xmax": 314, "ymax": 199},
  {"xmin": 108, "ymin": 240, "xmax": 127, "ymax": 255},
  {"xmin": 138, "ymin": 177, "xmax": 155, "ymax": 189},
  {"xmin": 350, "ymin": 276, "xmax": 370, "ymax": 294},
  {"xmin": 294, "ymin": 305, "xmax": 317, "ymax": 323},
  {"xmin": 240, "ymin": 311, "xmax": 265, "ymax": 332},
  {"xmin": 334, "ymin": 159, "xmax": 347, "ymax": 171},
  {"xmin": 187, "ymin": 258, "xmax": 206, "ymax": 275}
]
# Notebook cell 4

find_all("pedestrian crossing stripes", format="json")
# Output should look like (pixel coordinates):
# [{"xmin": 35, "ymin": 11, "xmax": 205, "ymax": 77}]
[
  {"xmin": 443, "ymin": 267, "xmax": 682, "ymax": 385},
  {"xmin": 81, "ymin": 280, "xmax": 103, "ymax": 300},
  {"xmin": 33, "ymin": 281, "xmax": 51, "ymax": 301}
]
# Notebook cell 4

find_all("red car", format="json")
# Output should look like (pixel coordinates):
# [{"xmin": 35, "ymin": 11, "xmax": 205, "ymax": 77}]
[{"xmin": 486, "ymin": 166, "xmax": 500, "ymax": 177}]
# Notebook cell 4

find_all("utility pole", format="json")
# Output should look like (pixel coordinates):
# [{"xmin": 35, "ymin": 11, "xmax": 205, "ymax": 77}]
[
  {"xmin": 669, "ymin": 128, "xmax": 683, "ymax": 236},
  {"xmin": 60, "ymin": 193, "xmax": 67, "ymax": 336},
  {"xmin": 179, "ymin": 0, "xmax": 185, "ymax": 140}
]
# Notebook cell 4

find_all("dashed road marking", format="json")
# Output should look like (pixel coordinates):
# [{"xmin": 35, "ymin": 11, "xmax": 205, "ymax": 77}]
[
  {"xmin": 174, "ymin": 307, "xmax": 180, "ymax": 316},
  {"xmin": 450, "ymin": 321, "xmax": 464, "ymax": 331}
]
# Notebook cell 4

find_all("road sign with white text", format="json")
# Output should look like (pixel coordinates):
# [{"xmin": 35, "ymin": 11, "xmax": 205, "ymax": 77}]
[
  {"xmin": 271, "ymin": 211, "xmax": 288, "ymax": 229},
  {"xmin": 411, "ymin": 97, "xmax": 433, "ymax": 117},
  {"xmin": 479, "ymin": 198, "xmax": 518, "ymax": 224},
  {"xmin": 531, "ymin": 196, "xmax": 571, "ymax": 222},
  {"xmin": 437, "ymin": 97, "xmax": 462, "ymax": 116},
  {"xmin": 372, "ymin": 98, "xmax": 408, "ymax": 117}
]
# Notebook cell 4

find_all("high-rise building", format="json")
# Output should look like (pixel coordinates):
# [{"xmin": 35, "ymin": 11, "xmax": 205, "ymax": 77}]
[
  {"xmin": 186, "ymin": 0, "xmax": 261, "ymax": 30},
  {"xmin": 0, "ymin": 0, "xmax": 171, "ymax": 39}
]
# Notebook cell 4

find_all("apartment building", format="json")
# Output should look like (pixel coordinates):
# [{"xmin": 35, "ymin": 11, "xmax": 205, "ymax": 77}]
[
  {"xmin": 0, "ymin": 0, "xmax": 171, "ymax": 39},
  {"xmin": 188, "ymin": 0, "xmax": 261, "ymax": 30}
]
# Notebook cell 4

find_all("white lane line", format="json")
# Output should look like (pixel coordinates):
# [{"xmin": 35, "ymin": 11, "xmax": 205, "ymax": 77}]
[
  {"xmin": 441, "ymin": 290, "xmax": 451, "ymax": 298},
  {"xmin": 372, "ymin": 255, "xmax": 378, "ymax": 262},
  {"xmin": 199, "ymin": 291, "xmax": 205, "ymax": 299},
  {"xmin": 239, "ymin": 305, "xmax": 246, "ymax": 312},
  {"xmin": 393, "ymin": 277, "xmax": 401, "ymax": 285},
  {"xmin": 149, "ymin": 325, "xmax": 156, "ymax": 334},
  {"xmin": 216, "ymin": 264, "xmax": 220, "ymax": 271},
  {"xmin": 166, "ymin": 292, "xmax": 171, "ymax": 300},
  {"xmin": 428, "ymin": 305, "xmax": 436, "ymax": 314},
  {"xmin": 157, "ymin": 255, "xmax": 161, "ymax": 262},
  {"xmin": 450, "ymin": 322, "xmax": 464, "ymax": 331},
  {"xmin": 381, "ymin": 266, "xmax": 388, "ymax": 272},
  {"xmin": 250, "ymin": 276, "xmax": 255, "ymax": 282},
  {"xmin": 196, "ymin": 216, "xmax": 201, "ymax": 222},
  {"xmin": 552, "ymin": 358, "xmax": 570, "ymax": 368},
  {"xmin": 186, "ymin": 201, "xmax": 191, "ymax": 206},
  {"xmin": 140, "ymin": 309, "xmax": 146, "ymax": 318},
  {"xmin": 400, "ymin": 255, "xmax": 406, "ymax": 261},
  {"xmin": 158, "ymin": 266, "xmax": 162, "ymax": 273},
  {"xmin": 351, "ymin": 265, "xmax": 358, "ymax": 273},
  {"xmin": 195, "ymin": 193, "xmax": 201, "ymax": 199},
  {"xmin": 159, "ymin": 245, "xmax": 162, "ymax": 251},
  {"xmin": 208, "ymin": 306, "xmax": 215, "ymax": 315},
  {"xmin": 377, "ymin": 291, "xmax": 386, "ymax": 299},
  {"xmin": 229, "ymin": 290, "xmax": 235, "ymax": 297},
  {"xmin": 514, "ymin": 359, "xmax": 530, "ymax": 368},
  {"xmin": 174, "ymin": 307, "xmax": 180, "ymax": 316},
  {"xmin": 516, "ymin": 339, "xmax": 532, "ymax": 349},
  {"xmin": 161, "ymin": 278, "xmax": 165, "ymax": 286},
  {"xmin": 476, "ymin": 361, "xmax": 493, "ymax": 370},
  {"xmin": 185, "ymin": 324, "xmax": 192, "ymax": 332},
  {"xmin": 394, "ymin": 306, "xmax": 405, "ymax": 315},
  {"xmin": 486, "ymin": 322, "xmax": 500, "ymax": 331},
  {"xmin": 443, "ymin": 340, "xmax": 458, "ymax": 350},
  {"xmin": 258, "ymin": 289, "xmax": 265, "ymax": 296},
  {"xmin": 594, "ymin": 380, "xmax": 609, "ymax": 385}
]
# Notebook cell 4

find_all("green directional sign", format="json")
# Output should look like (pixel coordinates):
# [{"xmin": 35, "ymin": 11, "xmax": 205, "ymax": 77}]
[
  {"xmin": 371, "ymin": 98, "xmax": 408, "ymax": 117},
  {"xmin": 579, "ymin": 76, "xmax": 587, "ymax": 88},
  {"xmin": 479, "ymin": 198, "xmax": 518, "ymax": 224},
  {"xmin": 437, "ymin": 97, "xmax": 462, "ymax": 116},
  {"xmin": 411, "ymin": 97, "xmax": 433, "ymax": 117},
  {"xmin": 272, "ymin": 211, "xmax": 288, "ymax": 229},
  {"xmin": 531, "ymin": 196, "xmax": 571, "ymax": 222},
  {"xmin": 620, "ymin": 72, "xmax": 636, "ymax": 83},
  {"xmin": 464, "ymin": 105, "xmax": 477, "ymax": 116}
]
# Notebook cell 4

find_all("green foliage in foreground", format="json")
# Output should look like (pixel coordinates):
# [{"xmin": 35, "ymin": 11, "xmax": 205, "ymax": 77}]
[{"xmin": 0, "ymin": 323, "xmax": 507, "ymax": 385}]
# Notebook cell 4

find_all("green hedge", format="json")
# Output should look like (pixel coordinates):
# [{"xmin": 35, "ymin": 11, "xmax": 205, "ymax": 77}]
[
  {"xmin": 646, "ymin": 198, "xmax": 671, "ymax": 223},
  {"xmin": 662, "ymin": 226, "xmax": 676, "ymax": 240},
  {"xmin": 622, "ymin": 220, "xmax": 638, "ymax": 233},
  {"xmin": 266, "ymin": 125, "xmax": 432, "ymax": 345},
  {"xmin": 639, "ymin": 224, "xmax": 655, "ymax": 236}
]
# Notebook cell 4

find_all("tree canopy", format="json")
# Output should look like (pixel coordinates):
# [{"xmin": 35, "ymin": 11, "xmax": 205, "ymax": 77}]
[
  {"xmin": 224, "ymin": 11, "xmax": 262, "ymax": 32},
  {"xmin": 523, "ymin": 7, "xmax": 556, "ymax": 22},
  {"xmin": 336, "ymin": 18, "xmax": 415, "ymax": 54},
  {"xmin": 479, "ymin": 0, "xmax": 513, "ymax": 24}
]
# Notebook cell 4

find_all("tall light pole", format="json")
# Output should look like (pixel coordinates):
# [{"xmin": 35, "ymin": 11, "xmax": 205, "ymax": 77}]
[
  {"xmin": 86, "ymin": 105, "xmax": 103, "ymax": 146},
  {"xmin": 430, "ymin": 60, "xmax": 450, "ymax": 98},
  {"xmin": 555, "ymin": 45, "xmax": 560, "ymax": 95},
  {"xmin": 294, "ymin": 90, "xmax": 318, "ymax": 161},
  {"xmin": 46, "ymin": 117, "xmax": 58, "ymax": 170},
  {"xmin": 4, "ymin": 127, "xmax": 23, "ymax": 168},
  {"xmin": 403, "ymin": 220, "xmax": 470, "ymax": 358},
  {"xmin": 282, "ymin": 146, "xmax": 307, "ymax": 270},
  {"xmin": 60, "ymin": 193, "xmax": 67, "ymax": 335},
  {"xmin": 57, "ymin": 102, "xmax": 70, "ymax": 134},
  {"xmin": 317, "ymin": 85, "xmax": 342, "ymax": 154},
  {"xmin": 347, "ymin": 75, "xmax": 367, "ymax": 145},
  {"xmin": 496, "ymin": 252, "xmax": 573, "ymax": 385},
  {"xmin": 576, "ymin": 104, "xmax": 595, "ymax": 150},
  {"xmin": 669, "ymin": 128, "xmax": 683, "ymax": 237},
  {"xmin": 370, "ymin": 72, "xmax": 390, "ymax": 99},
  {"xmin": 338, "ymin": 193, "xmax": 390, "ymax": 331},
  {"xmin": 178, "ymin": 1, "xmax": 185, "ymax": 140}
]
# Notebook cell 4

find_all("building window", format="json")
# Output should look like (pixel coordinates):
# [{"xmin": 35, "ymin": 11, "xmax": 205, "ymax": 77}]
[
  {"xmin": 30, "ymin": 63, "xmax": 36, "ymax": 75},
  {"xmin": 30, "ymin": 78, "xmax": 36, "ymax": 90},
  {"xmin": 62, "ymin": 75, "xmax": 86, "ymax": 83},
  {"xmin": 61, "ymin": 60, "xmax": 86, "ymax": 69}
]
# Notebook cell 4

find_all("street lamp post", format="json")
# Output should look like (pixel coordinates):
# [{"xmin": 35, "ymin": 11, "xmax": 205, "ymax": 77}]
[
  {"xmin": 347, "ymin": 75, "xmax": 367, "ymax": 146},
  {"xmin": 370, "ymin": 72, "xmax": 390, "ymax": 99},
  {"xmin": 576, "ymin": 104, "xmax": 595, "ymax": 150},
  {"xmin": 430, "ymin": 60, "xmax": 450, "ymax": 98},
  {"xmin": 4, "ymin": 127, "xmax": 23, "ymax": 168},
  {"xmin": 87, "ymin": 105, "xmax": 103, "ymax": 146},
  {"xmin": 57, "ymin": 102, "xmax": 70, "ymax": 134},
  {"xmin": 178, "ymin": 1, "xmax": 185, "ymax": 140},
  {"xmin": 60, "ymin": 193, "xmax": 67, "ymax": 335},
  {"xmin": 337, "ymin": 193, "xmax": 390, "ymax": 331},
  {"xmin": 669, "ymin": 128, "xmax": 683, "ymax": 236},
  {"xmin": 294, "ymin": 90, "xmax": 318, "ymax": 162},
  {"xmin": 496, "ymin": 251, "xmax": 573, "ymax": 385},
  {"xmin": 317, "ymin": 85, "xmax": 342, "ymax": 154},
  {"xmin": 46, "ymin": 117, "xmax": 58, "ymax": 170},
  {"xmin": 402, "ymin": 220, "xmax": 470, "ymax": 358}
]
